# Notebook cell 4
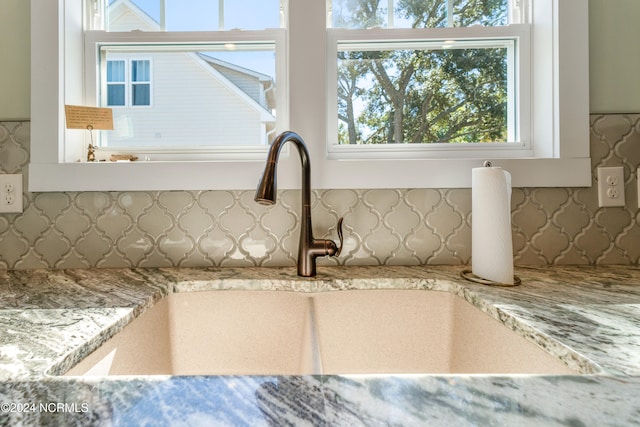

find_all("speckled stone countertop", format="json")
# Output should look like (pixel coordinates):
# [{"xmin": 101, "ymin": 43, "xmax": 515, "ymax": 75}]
[{"xmin": 0, "ymin": 265, "xmax": 639, "ymax": 426}]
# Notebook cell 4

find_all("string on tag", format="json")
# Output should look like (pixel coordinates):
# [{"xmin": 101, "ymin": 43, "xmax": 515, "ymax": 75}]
[{"xmin": 86, "ymin": 125, "xmax": 96, "ymax": 162}]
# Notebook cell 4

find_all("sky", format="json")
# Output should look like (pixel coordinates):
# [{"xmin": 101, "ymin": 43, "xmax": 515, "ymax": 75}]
[{"xmin": 126, "ymin": 0, "xmax": 280, "ymax": 31}]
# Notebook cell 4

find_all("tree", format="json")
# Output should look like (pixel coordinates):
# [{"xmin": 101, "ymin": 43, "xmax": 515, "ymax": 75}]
[{"xmin": 335, "ymin": 0, "xmax": 509, "ymax": 145}]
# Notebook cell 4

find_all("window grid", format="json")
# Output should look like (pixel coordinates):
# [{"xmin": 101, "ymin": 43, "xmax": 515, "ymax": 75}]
[
  {"xmin": 105, "ymin": 58, "xmax": 152, "ymax": 108},
  {"xmin": 131, "ymin": 60, "xmax": 151, "ymax": 106}
]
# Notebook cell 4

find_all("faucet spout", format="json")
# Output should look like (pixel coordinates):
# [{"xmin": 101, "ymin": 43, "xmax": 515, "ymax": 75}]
[{"xmin": 255, "ymin": 131, "xmax": 343, "ymax": 277}]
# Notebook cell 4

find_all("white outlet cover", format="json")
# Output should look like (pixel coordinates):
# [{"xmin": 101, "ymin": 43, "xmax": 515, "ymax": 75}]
[
  {"xmin": 597, "ymin": 167, "xmax": 625, "ymax": 208},
  {"xmin": 0, "ymin": 174, "xmax": 23, "ymax": 213}
]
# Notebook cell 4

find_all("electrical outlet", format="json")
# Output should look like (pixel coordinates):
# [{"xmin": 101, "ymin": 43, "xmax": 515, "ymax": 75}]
[
  {"xmin": 0, "ymin": 174, "xmax": 23, "ymax": 213},
  {"xmin": 597, "ymin": 167, "xmax": 625, "ymax": 207}
]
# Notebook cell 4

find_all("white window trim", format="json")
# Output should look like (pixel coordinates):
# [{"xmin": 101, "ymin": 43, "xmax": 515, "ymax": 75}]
[{"xmin": 29, "ymin": 0, "xmax": 590, "ymax": 192}]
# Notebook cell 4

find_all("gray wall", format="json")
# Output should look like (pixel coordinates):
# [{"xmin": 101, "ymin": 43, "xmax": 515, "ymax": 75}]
[{"xmin": 1, "ymin": 114, "xmax": 639, "ymax": 269}]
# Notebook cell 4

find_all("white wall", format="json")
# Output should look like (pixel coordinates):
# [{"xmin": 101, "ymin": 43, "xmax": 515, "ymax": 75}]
[{"xmin": 2, "ymin": 0, "xmax": 640, "ymax": 119}]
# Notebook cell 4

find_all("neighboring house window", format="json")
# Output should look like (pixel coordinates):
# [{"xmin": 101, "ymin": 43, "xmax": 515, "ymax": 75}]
[
  {"xmin": 106, "ymin": 60, "xmax": 125, "ymax": 106},
  {"xmin": 30, "ymin": 0, "xmax": 590, "ymax": 191},
  {"xmin": 131, "ymin": 60, "xmax": 151, "ymax": 106},
  {"xmin": 106, "ymin": 59, "xmax": 151, "ymax": 107}
]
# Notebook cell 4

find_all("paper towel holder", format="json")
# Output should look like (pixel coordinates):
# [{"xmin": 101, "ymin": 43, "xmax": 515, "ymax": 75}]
[
  {"xmin": 460, "ymin": 269, "xmax": 521, "ymax": 287},
  {"xmin": 466, "ymin": 159, "xmax": 519, "ymax": 287}
]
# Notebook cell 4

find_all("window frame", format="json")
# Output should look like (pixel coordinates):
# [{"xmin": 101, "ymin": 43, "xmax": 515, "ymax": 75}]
[{"xmin": 29, "ymin": 0, "xmax": 590, "ymax": 192}]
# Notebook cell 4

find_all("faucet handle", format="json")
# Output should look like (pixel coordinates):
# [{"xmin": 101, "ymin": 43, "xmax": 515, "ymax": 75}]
[
  {"xmin": 334, "ymin": 217, "xmax": 344, "ymax": 257},
  {"xmin": 322, "ymin": 217, "xmax": 344, "ymax": 258}
]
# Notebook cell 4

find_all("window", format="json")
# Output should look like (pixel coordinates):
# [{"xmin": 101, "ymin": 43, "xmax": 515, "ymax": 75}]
[
  {"xmin": 334, "ymin": 42, "xmax": 514, "ymax": 146},
  {"xmin": 131, "ymin": 60, "xmax": 151, "ymax": 106},
  {"xmin": 30, "ymin": 0, "xmax": 590, "ymax": 191},
  {"xmin": 83, "ymin": 0, "xmax": 284, "ymax": 158},
  {"xmin": 106, "ymin": 59, "xmax": 151, "ymax": 107},
  {"xmin": 106, "ymin": 60, "xmax": 126, "ymax": 106},
  {"xmin": 330, "ymin": 0, "xmax": 512, "ymax": 147},
  {"xmin": 326, "ymin": 0, "xmax": 530, "ymax": 159}
]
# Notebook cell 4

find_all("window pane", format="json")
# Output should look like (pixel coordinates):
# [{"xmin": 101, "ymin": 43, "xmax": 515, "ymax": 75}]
[
  {"xmin": 132, "ymin": 84, "xmax": 151, "ymax": 105},
  {"xmin": 223, "ymin": 0, "xmax": 282, "ymax": 30},
  {"xmin": 101, "ymin": 46, "xmax": 276, "ymax": 147},
  {"xmin": 106, "ymin": 0, "xmax": 282, "ymax": 31},
  {"xmin": 107, "ymin": 60, "xmax": 125, "ymax": 82},
  {"xmin": 329, "ymin": 0, "xmax": 508, "ymax": 29},
  {"xmin": 336, "ymin": 44, "xmax": 509, "ymax": 145},
  {"xmin": 107, "ymin": 84, "xmax": 126, "ymax": 106},
  {"xmin": 132, "ymin": 60, "xmax": 150, "ymax": 82}
]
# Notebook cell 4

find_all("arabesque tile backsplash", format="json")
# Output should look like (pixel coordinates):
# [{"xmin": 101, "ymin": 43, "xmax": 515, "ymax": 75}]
[{"xmin": 1, "ymin": 115, "xmax": 639, "ymax": 270}]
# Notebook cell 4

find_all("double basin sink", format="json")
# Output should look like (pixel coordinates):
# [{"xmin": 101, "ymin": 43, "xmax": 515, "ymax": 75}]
[{"xmin": 65, "ymin": 289, "xmax": 575, "ymax": 376}]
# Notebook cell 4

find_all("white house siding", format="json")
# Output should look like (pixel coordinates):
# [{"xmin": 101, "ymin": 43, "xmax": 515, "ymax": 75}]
[{"xmin": 107, "ymin": 51, "xmax": 266, "ymax": 147}]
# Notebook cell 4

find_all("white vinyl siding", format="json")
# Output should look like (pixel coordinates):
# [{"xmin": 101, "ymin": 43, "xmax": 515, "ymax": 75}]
[{"xmin": 104, "ymin": 51, "xmax": 269, "ymax": 147}]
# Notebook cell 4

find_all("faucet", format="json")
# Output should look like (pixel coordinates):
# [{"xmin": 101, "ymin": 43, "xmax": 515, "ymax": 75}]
[{"xmin": 255, "ymin": 131, "xmax": 343, "ymax": 277}]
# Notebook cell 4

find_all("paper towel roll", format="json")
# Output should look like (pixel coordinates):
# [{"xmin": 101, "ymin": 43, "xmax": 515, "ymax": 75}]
[{"xmin": 471, "ymin": 166, "xmax": 514, "ymax": 284}]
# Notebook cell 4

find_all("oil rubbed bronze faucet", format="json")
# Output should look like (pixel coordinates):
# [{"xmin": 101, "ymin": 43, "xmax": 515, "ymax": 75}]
[{"xmin": 255, "ymin": 131, "xmax": 343, "ymax": 277}]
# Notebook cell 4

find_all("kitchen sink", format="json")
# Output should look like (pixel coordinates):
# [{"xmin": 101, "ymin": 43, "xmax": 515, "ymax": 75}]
[{"xmin": 64, "ymin": 289, "xmax": 575, "ymax": 376}]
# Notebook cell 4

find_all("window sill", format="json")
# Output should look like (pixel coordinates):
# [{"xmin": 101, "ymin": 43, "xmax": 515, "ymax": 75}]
[{"xmin": 28, "ymin": 156, "xmax": 591, "ymax": 192}]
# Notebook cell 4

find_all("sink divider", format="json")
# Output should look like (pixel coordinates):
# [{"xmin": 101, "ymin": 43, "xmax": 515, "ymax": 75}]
[{"xmin": 307, "ymin": 297, "xmax": 324, "ymax": 375}]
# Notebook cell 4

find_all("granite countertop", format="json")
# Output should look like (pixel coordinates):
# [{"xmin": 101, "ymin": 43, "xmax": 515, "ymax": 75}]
[{"xmin": 0, "ymin": 265, "xmax": 639, "ymax": 426}]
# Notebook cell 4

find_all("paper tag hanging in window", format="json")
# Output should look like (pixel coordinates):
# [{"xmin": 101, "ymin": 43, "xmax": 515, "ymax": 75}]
[{"xmin": 64, "ymin": 105, "xmax": 114, "ymax": 130}]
